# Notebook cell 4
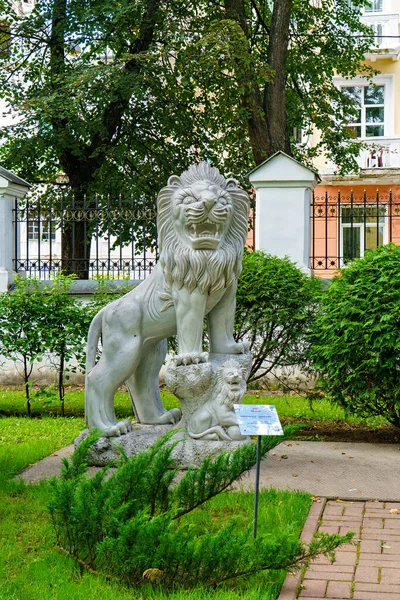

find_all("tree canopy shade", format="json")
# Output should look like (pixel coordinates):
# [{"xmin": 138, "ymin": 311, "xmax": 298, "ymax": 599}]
[{"xmin": 0, "ymin": 0, "xmax": 374, "ymax": 274}]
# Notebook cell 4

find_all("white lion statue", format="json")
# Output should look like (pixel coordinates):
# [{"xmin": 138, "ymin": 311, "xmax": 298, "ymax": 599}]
[{"xmin": 85, "ymin": 162, "xmax": 250, "ymax": 436}]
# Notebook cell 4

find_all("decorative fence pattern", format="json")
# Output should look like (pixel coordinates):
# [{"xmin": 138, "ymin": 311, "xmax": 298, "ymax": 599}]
[
  {"xmin": 13, "ymin": 195, "xmax": 158, "ymax": 280},
  {"xmin": 310, "ymin": 190, "xmax": 400, "ymax": 271}
]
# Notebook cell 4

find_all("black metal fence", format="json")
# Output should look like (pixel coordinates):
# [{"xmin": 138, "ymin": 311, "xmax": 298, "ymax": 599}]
[
  {"xmin": 13, "ymin": 195, "xmax": 158, "ymax": 280},
  {"xmin": 310, "ymin": 189, "xmax": 400, "ymax": 271}
]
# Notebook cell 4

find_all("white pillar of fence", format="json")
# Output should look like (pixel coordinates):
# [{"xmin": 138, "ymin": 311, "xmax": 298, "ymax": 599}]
[
  {"xmin": 248, "ymin": 151, "xmax": 320, "ymax": 273},
  {"xmin": 0, "ymin": 167, "xmax": 30, "ymax": 292}
]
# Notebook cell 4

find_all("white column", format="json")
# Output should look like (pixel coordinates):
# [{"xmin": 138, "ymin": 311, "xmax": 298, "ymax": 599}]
[
  {"xmin": 0, "ymin": 175, "xmax": 30, "ymax": 291},
  {"xmin": 248, "ymin": 152, "xmax": 319, "ymax": 273}
]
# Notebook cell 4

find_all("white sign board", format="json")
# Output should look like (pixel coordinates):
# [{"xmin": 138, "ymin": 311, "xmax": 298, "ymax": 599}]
[{"xmin": 234, "ymin": 404, "xmax": 284, "ymax": 436}]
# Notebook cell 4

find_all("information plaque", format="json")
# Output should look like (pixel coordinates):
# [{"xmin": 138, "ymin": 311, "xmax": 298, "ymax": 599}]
[{"xmin": 234, "ymin": 404, "xmax": 284, "ymax": 436}]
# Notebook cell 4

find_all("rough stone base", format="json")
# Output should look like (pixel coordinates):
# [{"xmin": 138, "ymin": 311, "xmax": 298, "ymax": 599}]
[{"xmin": 75, "ymin": 424, "xmax": 250, "ymax": 469}]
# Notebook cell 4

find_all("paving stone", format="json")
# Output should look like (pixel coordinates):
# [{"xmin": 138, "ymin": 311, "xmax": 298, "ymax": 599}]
[
  {"xmin": 354, "ymin": 566, "xmax": 379, "ymax": 583},
  {"xmin": 381, "ymin": 568, "xmax": 400, "ymax": 585},
  {"xmin": 354, "ymin": 593, "xmax": 400, "ymax": 600},
  {"xmin": 324, "ymin": 506, "xmax": 345, "ymax": 516},
  {"xmin": 307, "ymin": 564, "xmax": 354, "ymax": 574},
  {"xmin": 330, "ymin": 551, "xmax": 358, "ymax": 566},
  {"xmin": 355, "ymin": 582, "xmax": 400, "ymax": 593},
  {"xmin": 358, "ymin": 557, "xmax": 399, "ymax": 568},
  {"xmin": 382, "ymin": 541, "xmax": 400, "ymax": 554},
  {"xmin": 344, "ymin": 506, "xmax": 364, "ymax": 515},
  {"xmin": 384, "ymin": 520, "xmax": 400, "ymax": 530},
  {"xmin": 359, "ymin": 539, "xmax": 382, "ymax": 553},
  {"xmin": 362, "ymin": 532, "xmax": 400, "ymax": 542},
  {"xmin": 326, "ymin": 581, "xmax": 351, "ymax": 599},
  {"xmin": 363, "ymin": 518, "xmax": 383, "ymax": 528},
  {"xmin": 299, "ymin": 579, "xmax": 327, "ymax": 597},
  {"xmin": 305, "ymin": 571, "xmax": 352, "ymax": 582},
  {"xmin": 323, "ymin": 516, "xmax": 363, "ymax": 523},
  {"xmin": 319, "ymin": 525, "xmax": 340, "ymax": 534},
  {"xmin": 339, "ymin": 525, "xmax": 360, "ymax": 535}
]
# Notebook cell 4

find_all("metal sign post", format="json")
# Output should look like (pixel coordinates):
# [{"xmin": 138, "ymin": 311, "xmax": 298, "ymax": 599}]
[{"xmin": 234, "ymin": 404, "xmax": 284, "ymax": 540}]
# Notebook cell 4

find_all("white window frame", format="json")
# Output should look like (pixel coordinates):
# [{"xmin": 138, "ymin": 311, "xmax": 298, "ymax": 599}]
[
  {"xmin": 339, "ymin": 204, "xmax": 388, "ymax": 263},
  {"xmin": 333, "ymin": 74, "xmax": 394, "ymax": 139},
  {"xmin": 27, "ymin": 220, "xmax": 56, "ymax": 242},
  {"xmin": 364, "ymin": 0, "xmax": 383, "ymax": 13}
]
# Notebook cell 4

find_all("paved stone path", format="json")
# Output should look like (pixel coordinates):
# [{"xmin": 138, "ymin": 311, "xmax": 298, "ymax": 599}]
[{"xmin": 279, "ymin": 499, "xmax": 400, "ymax": 600}]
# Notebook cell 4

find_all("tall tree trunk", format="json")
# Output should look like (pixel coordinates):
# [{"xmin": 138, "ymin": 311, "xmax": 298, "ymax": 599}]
[
  {"xmin": 224, "ymin": 0, "xmax": 293, "ymax": 164},
  {"xmin": 265, "ymin": 0, "xmax": 293, "ymax": 156}
]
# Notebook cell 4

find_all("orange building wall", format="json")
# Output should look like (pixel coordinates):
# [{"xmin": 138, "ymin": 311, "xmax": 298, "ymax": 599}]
[{"xmin": 312, "ymin": 184, "xmax": 400, "ymax": 278}]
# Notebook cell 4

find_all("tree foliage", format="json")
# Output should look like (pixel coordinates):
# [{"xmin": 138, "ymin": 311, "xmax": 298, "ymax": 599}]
[
  {"xmin": 309, "ymin": 245, "xmax": 400, "ymax": 428},
  {"xmin": 49, "ymin": 430, "xmax": 352, "ymax": 588},
  {"xmin": 0, "ymin": 0, "xmax": 375, "ymax": 191},
  {"xmin": 235, "ymin": 250, "xmax": 321, "ymax": 383},
  {"xmin": 37, "ymin": 275, "xmax": 89, "ymax": 415}
]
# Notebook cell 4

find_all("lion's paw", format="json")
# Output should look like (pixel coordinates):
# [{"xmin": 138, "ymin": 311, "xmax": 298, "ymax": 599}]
[
  {"xmin": 103, "ymin": 418, "xmax": 133, "ymax": 438},
  {"xmin": 217, "ymin": 341, "xmax": 249, "ymax": 355},
  {"xmin": 157, "ymin": 408, "xmax": 181, "ymax": 425},
  {"xmin": 173, "ymin": 352, "xmax": 208, "ymax": 366}
]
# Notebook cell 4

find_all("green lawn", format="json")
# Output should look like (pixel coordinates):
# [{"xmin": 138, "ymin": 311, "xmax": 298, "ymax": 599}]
[
  {"xmin": 0, "ymin": 385, "xmax": 389, "ymax": 426},
  {"xmin": 0, "ymin": 385, "xmax": 315, "ymax": 600}
]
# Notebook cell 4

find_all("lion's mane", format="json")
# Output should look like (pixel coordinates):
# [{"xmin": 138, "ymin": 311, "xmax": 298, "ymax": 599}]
[
  {"xmin": 157, "ymin": 162, "xmax": 250, "ymax": 303},
  {"xmin": 216, "ymin": 359, "xmax": 247, "ymax": 406}
]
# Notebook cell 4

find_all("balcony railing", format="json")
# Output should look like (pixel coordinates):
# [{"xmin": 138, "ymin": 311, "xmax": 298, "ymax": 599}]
[
  {"xmin": 320, "ymin": 137, "xmax": 400, "ymax": 175},
  {"xmin": 358, "ymin": 137, "xmax": 400, "ymax": 169},
  {"xmin": 361, "ymin": 13, "xmax": 400, "ymax": 51}
]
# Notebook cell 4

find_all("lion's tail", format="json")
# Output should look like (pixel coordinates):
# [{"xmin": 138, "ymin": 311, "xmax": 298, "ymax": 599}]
[
  {"xmin": 188, "ymin": 426, "xmax": 232, "ymax": 442},
  {"xmin": 85, "ymin": 310, "xmax": 104, "ymax": 374}
]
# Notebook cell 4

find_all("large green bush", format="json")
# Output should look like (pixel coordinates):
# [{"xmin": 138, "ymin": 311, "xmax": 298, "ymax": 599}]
[
  {"xmin": 235, "ymin": 250, "xmax": 321, "ymax": 382},
  {"xmin": 309, "ymin": 244, "xmax": 400, "ymax": 427}
]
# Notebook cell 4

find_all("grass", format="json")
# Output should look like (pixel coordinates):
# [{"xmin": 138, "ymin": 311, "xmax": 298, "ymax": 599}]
[
  {"xmin": 0, "ymin": 392, "xmax": 313, "ymax": 600},
  {"xmin": 0, "ymin": 385, "xmax": 390, "ymax": 427},
  {"xmin": 0, "ymin": 471, "xmax": 310, "ymax": 600}
]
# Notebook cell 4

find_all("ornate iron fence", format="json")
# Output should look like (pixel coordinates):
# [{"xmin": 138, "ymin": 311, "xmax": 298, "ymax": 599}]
[
  {"xmin": 13, "ymin": 194, "xmax": 158, "ymax": 280},
  {"xmin": 310, "ymin": 189, "xmax": 400, "ymax": 271}
]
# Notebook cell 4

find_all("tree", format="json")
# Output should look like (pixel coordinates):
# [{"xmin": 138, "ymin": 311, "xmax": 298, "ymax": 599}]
[
  {"xmin": 40, "ymin": 275, "xmax": 89, "ymax": 415},
  {"xmin": 235, "ymin": 250, "xmax": 321, "ymax": 382},
  {"xmin": 0, "ymin": 277, "xmax": 48, "ymax": 415},
  {"xmin": 309, "ymin": 245, "xmax": 400, "ymax": 428},
  {"xmin": 197, "ymin": 0, "xmax": 374, "ymax": 169},
  {"xmin": 0, "ymin": 0, "xmax": 374, "ymax": 275}
]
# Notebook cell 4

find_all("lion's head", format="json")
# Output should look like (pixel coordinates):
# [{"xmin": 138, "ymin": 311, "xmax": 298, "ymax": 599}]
[
  {"xmin": 216, "ymin": 359, "xmax": 247, "ymax": 407},
  {"xmin": 157, "ymin": 162, "xmax": 250, "ymax": 298}
]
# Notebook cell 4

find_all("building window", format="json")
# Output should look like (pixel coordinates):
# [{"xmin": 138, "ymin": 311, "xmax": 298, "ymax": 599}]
[
  {"xmin": 343, "ymin": 84, "xmax": 385, "ymax": 138},
  {"xmin": 364, "ymin": 0, "xmax": 383, "ymax": 12},
  {"xmin": 28, "ymin": 221, "xmax": 56, "ymax": 241},
  {"xmin": 340, "ymin": 204, "xmax": 387, "ymax": 263}
]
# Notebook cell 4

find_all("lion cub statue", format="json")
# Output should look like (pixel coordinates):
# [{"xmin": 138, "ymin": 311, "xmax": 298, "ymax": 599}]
[
  {"xmin": 85, "ymin": 162, "xmax": 250, "ymax": 437},
  {"xmin": 187, "ymin": 359, "xmax": 247, "ymax": 441}
]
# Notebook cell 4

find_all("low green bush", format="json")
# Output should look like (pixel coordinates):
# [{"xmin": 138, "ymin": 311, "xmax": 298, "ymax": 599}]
[
  {"xmin": 309, "ymin": 244, "xmax": 400, "ymax": 427},
  {"xmin": 235, "ymin": 250, "xmax": 321, "ymax": 382},
  {"xmin": 49, "ymin": 430, "xmax": 351, "ymax": 589}
]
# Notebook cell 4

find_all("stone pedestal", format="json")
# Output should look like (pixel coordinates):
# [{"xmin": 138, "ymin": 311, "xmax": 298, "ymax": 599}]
[{"xmin": 75, "ymin": 425, "xmax": 249, "ymax": 469}]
